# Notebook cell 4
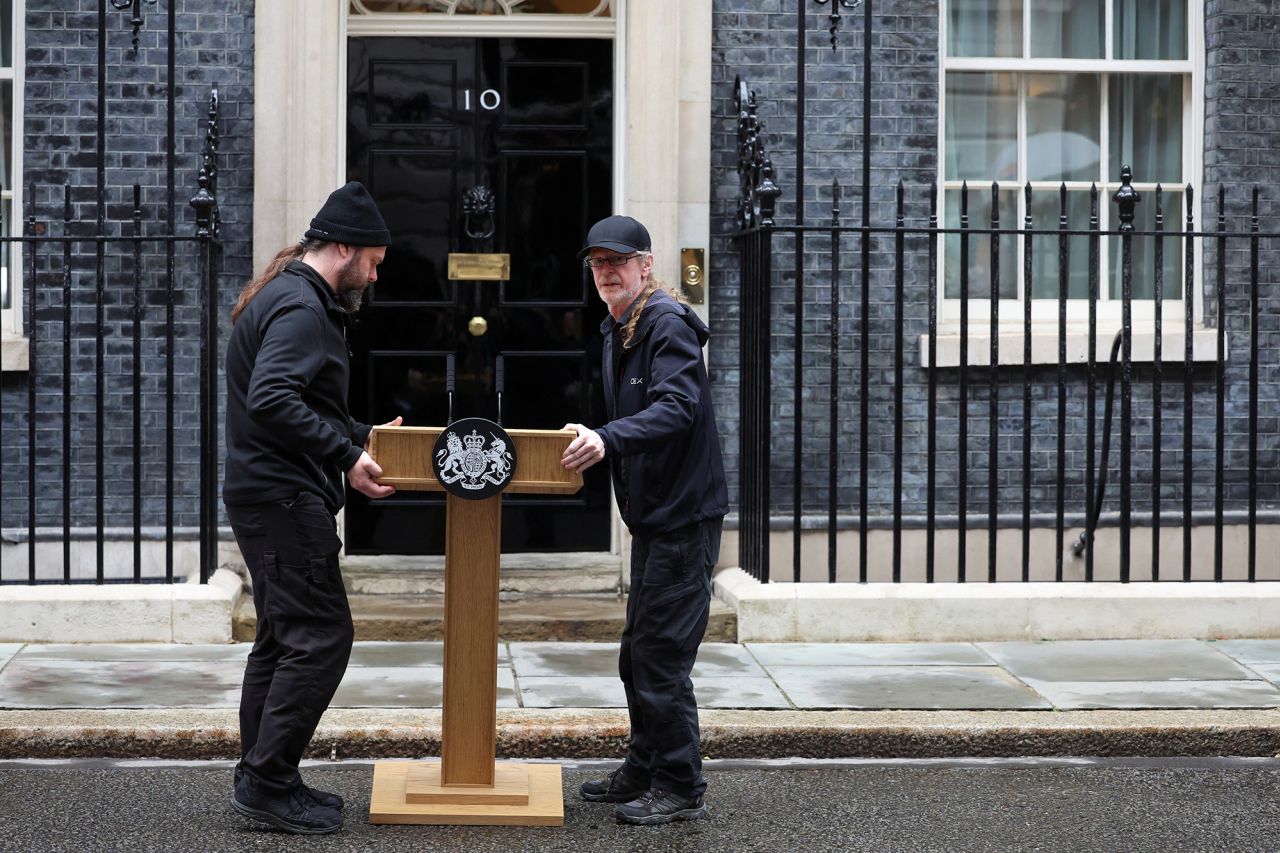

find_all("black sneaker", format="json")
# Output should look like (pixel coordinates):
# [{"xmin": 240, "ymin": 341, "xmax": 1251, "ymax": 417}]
[
  {"xmin": 614, "ymin": 788, "xmax": 708, "ymax": 826},
  {"xmin": 232, "ymin": 779, "xmax": 343, "ymax": 835},
  {"xmin": 301, "ymin": 784, "xmax": 344, "ymax": 811},
  {"xmin": 235, "ymin": 765, "xmax": 343, "ymax": 811},
  {"xmin": 579, "ymin": 766, "xmax": 650, "ymax": 803}
]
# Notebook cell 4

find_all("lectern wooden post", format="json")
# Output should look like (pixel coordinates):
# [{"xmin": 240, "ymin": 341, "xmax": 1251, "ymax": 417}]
[{"xmin": 364, "ymin": 424, "xmax": 582, "ymax": 826}]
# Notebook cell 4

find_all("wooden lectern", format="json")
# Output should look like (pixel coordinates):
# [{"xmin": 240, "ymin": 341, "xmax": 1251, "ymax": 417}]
[{"xmin": 364, "ymin": 422, "xmax": 582, "ymax": 826}]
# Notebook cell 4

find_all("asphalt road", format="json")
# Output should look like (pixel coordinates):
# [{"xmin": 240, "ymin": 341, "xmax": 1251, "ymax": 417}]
[{"xmin": 2, "ymin": 758, "xmax": 1280, "ymax": 852}]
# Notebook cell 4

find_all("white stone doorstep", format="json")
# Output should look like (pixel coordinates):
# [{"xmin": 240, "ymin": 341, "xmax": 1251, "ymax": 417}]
[
  {"xmin": 713, "ymin": 567, "xmax": 1280, "ymax": 643},
  {"xmin": 0, "ymin": 568, "xmax": 242, "ymax": 644}
]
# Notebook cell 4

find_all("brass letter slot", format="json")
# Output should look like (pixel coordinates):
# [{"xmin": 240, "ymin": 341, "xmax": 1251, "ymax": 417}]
[
  {"xmin": 680, "ymin": 247, "xmax": 705, "ymax": 305},
  {"xmin": 448, "ymin": 253, "xmax": 511, "ymax": 281}
]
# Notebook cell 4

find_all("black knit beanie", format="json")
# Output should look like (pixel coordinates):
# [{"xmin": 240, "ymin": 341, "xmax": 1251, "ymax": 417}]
[{"xmin": 304, "ymin": 181, "xmax": 391, "ymax": 246}]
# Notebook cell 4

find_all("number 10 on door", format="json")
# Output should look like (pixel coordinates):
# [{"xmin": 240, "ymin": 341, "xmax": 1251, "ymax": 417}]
[{"xmin": 463, "ymin": 89, "xmax": 502, "ymax": 111}]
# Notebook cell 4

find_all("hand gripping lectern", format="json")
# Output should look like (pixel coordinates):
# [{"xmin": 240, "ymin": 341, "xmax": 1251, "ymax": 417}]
[{"xmin": 365, "ymin": 357, "xmax": 581, "ymax": 826}]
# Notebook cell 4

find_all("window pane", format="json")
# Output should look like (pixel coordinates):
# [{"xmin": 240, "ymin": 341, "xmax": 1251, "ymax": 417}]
[
  {"xmin": 1029, "ymin": 0, "xmax": 1103, "ymax": 59},
  {"xmin": 1026, "ymin": 74, "xmax": 1100, "ymax": 182},
  {"xmin": 0, "ymin": 81, "xmax": 9, "ymax": 193},
  {"xmin": 946, "ymin": 73, "xmax": 1017, "ymax": 181},
  {"xmin": 0, "ymin": 1, "xmax": 10, "ymax": 67},
  {"xmin": 948, "ymin": 0, "xmax": 1021, "ymax": 58},
  {"xmin": 1109, "ymin": 190, "xmax": 1183, "ymax": 301},
  {"xmin": 1028, "ymin": 189, "xmax": 1093, "ymax": 300},
  {"xmin": 1110, "ymin": 75, "xmax": 1183, "ymax": 185},
  {"xmin": 1114, "ymin": 0, "xmax": 1186, "ymax": 60},
  {"xmin": 944, "ymin": 188, "xmax": 1018, "ymax": 300}
]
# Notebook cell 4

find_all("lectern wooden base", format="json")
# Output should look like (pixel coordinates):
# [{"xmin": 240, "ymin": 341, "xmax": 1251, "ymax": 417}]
[{"xmin": 368, "ymin": 761, "xmax": 564, "ymax": 826}]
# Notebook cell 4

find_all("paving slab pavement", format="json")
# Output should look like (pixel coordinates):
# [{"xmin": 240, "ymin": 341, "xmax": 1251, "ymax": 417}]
[{"xmin": 3, "ymin": 639, "xmax": 1280, "ymax": 758}]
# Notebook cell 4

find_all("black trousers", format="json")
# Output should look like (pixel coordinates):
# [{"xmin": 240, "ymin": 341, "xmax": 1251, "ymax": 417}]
[
  {"xmin": 619, "ymin": 516, "xmax": 723, "ymax": 800},
  {"xmin": 226, "ymin": 491, "xmax": 354, "ymax": 796}
]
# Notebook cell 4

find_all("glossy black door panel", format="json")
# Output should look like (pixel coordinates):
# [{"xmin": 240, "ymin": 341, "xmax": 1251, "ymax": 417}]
[
  {"xmin": 368, "ymin": 150, "xmax": 458, "ymax": 305},
  {"xmin": 501, "ymin": 62, "xmax": 590, "ymax": 128},
  {"xmin": 501, "ymin": 152, "xmax": 590, "ymax": 303},
  {"xmin": 369, "ymin": 60, "xmax": 457, "ymax": 127},
  {"xmin": 346, "ymin": 36, "xmax": 612, "ymax": 555}
]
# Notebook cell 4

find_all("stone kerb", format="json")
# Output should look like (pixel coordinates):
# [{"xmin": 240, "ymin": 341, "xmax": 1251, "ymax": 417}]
[
  {"xmin": 714, "ymin": 568, "xmax": 1280, "ymax": 643},
  {"xmin": 0, "ymin": 568, "xmax": 242, "ymax": 644}
]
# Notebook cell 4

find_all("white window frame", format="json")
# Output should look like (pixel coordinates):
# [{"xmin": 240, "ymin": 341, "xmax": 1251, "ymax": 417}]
[
  {"xmin": 1, "ymin": 0, "xmax": 24, "ymax": 360},
  {"xmin": 930, "ymin": 0, "xmax": 1208, "ymax": 366}
]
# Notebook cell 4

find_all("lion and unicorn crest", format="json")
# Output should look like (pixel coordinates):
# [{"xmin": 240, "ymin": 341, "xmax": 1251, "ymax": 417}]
[{"xmin": 435, "ymin": 428, "xmax": 514, "ymax": 490}]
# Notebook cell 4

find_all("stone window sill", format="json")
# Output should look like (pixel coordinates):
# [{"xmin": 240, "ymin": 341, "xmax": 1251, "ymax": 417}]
[
  {"xmin": 2, "ymin": 336, "xmax": 29, "ymax": 372},
  {"xmin": 920, "ymin": 324, "xmax": 1221, "ymax": 368}
]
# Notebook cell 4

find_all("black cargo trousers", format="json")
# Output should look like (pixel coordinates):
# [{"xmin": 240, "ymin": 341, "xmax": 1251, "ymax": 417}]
[
  {"xmin": 226, "ymin": 491, "xmax": 354, "ymax": 795},
  {"xmin": 618, "ymin": 515, "xmax": 724, "ymax": 800}
]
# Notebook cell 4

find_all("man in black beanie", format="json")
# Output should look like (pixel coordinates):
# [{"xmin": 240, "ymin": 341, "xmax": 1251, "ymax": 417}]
[{"xmin": 223, "ymin": 181, "xmax": 398, "ymax": 834}]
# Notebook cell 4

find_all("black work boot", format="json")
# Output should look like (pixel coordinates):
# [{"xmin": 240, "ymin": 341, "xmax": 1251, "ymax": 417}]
[
  {"xmin": 232, "ymin": 775, "xmax": 343, "ymax": 835},
  {"xmin": 614, "ymin": 788, "xmax": 708, "ymax": 825},
  {"xmin": 235, "ymin": 765, "xmax": 343, "ymax": 811},
  {"xmin": 579, "ymin": 765, "xmax": 650, "ymax": 803}
]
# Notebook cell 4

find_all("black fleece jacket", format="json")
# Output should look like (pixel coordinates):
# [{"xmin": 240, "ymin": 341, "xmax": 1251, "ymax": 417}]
[
  {"xmin": 223, "ymin": 260, "xmax": 371, "ymax": 513},
  {"xmin": 596, "ymin": 289, "xmax": 729, "ymax": 535}
]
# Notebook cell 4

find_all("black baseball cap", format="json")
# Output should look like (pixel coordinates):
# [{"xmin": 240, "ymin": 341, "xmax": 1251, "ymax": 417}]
[{"xmin": 578, "ymin": 215, "xmax": 652, "ymax": 261}]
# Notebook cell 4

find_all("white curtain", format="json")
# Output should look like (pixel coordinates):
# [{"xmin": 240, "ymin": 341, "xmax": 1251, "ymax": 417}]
[
  {"xmin": 1030, "ymin": 0, "xmax": 1103, "ymax": 59},
  {"xmin": 949, "ymin": 0, "xmax": 1020, "ymax": 58},
  {"xmin": 1109, "ymin": 75, "xmax": 1182, "ymax": 186},
  {"xmin": 1114, "ymin": 0, "xmax": 1186, "ymax": 60}
]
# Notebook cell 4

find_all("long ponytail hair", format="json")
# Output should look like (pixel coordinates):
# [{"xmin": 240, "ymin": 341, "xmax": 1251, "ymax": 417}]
[
  {"xmin": 621, "ymin": 272, "xmax": 688, "ymax": 349},
  {"xmin": 231, "ymin": 237, "xmax": 328, "ymax": 324}
]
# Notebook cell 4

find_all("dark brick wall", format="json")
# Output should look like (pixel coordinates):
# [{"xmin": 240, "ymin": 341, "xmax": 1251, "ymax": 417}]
[
  {"xmin": 2, "ymin": 2, "xmax": 1276, "ymax": 548},
  {"xmin": 710, "ymin": 0, "xmax": 1280, "ymax": 525},
  {"xmin": 0, "ymin": 1, "xmax": 252, "ymax": 535}
]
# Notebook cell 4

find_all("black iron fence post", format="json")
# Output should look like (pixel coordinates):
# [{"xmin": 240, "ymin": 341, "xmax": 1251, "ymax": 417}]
[
  {"xmin": 958, "ymin": 183, "xmax": 969, "ymax": 582},
  {"xmin": 1215, "ymin": 186, "xmax": 1227, "ymax": 582},
  {"xmin": 61, "ymin": 185, "xmax": 72, "ymax": 582},
  {"xmin": 829, "ymin": 181, "xmax": 842, "ymax": 583},
  {"xmin": 131, "ymin": 184, "xmax": 143, "ymax": 581},
  {"xmin": 1152, "ymin": 185, "xmax": 1164, "ymax": 580},
  {"xmin": 1249, "ymin": 187, "xmax": 1260, "ymax": 581},
  {"xmin": 926, "ymin": 183, "xmax": 938, "ymax": 583},
  {"xmin": 1183, "ymin": 186, "xmax": 1196, "ymax": 582},
  {"xmin": 1086, "ymin": 185, "xmax": 1099, "ymax": 581},
  {"xmin": 892, "ymin": 181, "xmax": 905, "ymax": 582},
  {"xmin": 1021, "ymin": 184, "xmax": 1033, "ymax": 582},
  {"xmin": 1114, "ymin": 166, "xmax": 1139, "ymax": 583},
  {"xmin": 988, "ymin": 184, "xmax": 1000, "ymax": 582},
  {"xmin": 25, "ymin": 192, "xmax": 36, "ymax": 584}
]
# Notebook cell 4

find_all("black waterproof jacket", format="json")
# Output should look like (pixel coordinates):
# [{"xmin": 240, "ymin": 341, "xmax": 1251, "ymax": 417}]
[
  {"xmin": 223, "ymin": 260, "xmax": 370, "ymax": 513},
  {"xmin": 596, "ymin": 289, "xmax": 729, "ymax": 534}
]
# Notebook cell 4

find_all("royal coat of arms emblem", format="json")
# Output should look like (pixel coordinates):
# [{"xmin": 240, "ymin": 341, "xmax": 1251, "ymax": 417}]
[{"xmin": 431, "ymin": 417, "xmax": 517, "ymax": 500}]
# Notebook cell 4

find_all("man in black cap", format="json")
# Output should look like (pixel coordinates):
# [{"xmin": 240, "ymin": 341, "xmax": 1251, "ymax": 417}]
[
  {"xmin": 562, "ymin": 215, "xmax": 729, "ymax": 825},
  {"xmin": 223, "ymin": 181, "xmax": 400, "ymax": 834}
]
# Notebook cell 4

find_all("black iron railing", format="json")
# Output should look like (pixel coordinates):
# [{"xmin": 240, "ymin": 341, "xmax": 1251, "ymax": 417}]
[
  {"xmin": 732, "ymin": 159, "xmax": 1276, "ymax": 584},
  {"xmin": 728, "ymin": 2, "xmax": 1278, "ymax": 584},
  {"xmin": 0, "ymin": 1, "xmax": 221, "ymax": 586}
]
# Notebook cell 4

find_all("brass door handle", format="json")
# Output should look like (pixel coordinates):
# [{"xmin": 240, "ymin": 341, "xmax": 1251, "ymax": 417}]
[{"xmin": 468, "ymin": 315, "xmax": 489, "ymax": 337}]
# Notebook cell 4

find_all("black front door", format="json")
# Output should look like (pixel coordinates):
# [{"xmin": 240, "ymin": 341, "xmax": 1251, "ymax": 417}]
[{"xmin": 344, "ymin": 36, "xmax": 613, "ymax": 555}]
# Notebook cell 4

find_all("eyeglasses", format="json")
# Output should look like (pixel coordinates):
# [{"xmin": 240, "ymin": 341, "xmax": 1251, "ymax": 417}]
[{"xmin": 583, "ymin": 253, "xmax": 643, "ymax": 270}]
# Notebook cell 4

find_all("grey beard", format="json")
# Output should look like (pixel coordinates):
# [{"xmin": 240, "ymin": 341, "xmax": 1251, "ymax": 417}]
[{"xmin": 336, "ymin": 284, "xmax": 365, "ymax": 314}]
